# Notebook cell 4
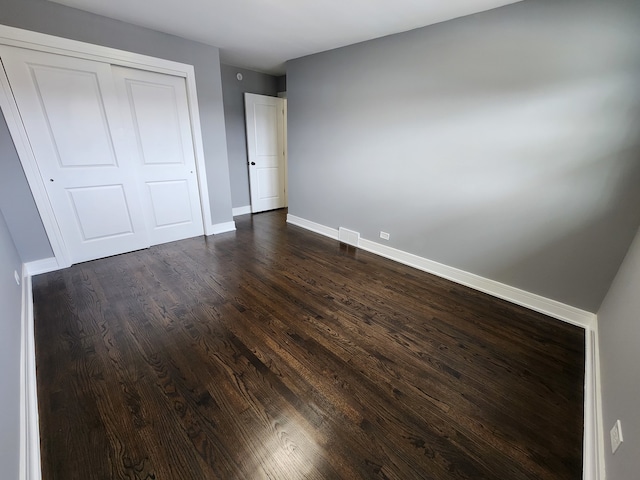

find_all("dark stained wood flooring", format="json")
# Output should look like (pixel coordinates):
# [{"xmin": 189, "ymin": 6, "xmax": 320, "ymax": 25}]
[{"xmin": 32, "ymin": 209, "xmax": 585, "ymax": 479}]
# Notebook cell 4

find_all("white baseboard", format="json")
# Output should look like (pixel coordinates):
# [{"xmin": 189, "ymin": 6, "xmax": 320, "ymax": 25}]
[
  {"xmin": 20, "ymin": 267, "xmax": 42, "ymax": 480},
  {"xmin": 24, "ymin": 257, "xmax": 59, "ymax": 276},
  {"xmin": 584, "ymin": 325, "xmax": 606, "ymax": 480},
  {"xmin": 287, "ymin": 214, "xmax": 339, "ymax": 241},
  {"xmin": 359, "ymin": 237, "xmax": 596, "ymax": 329},
  {"xmin": 209, "ymin": 221, "xmax": 236, "ymax": 235},
  {"xmin": 232, "ymin": 205, "xmax": 252, "ymax": 217},
  {"xmin": 286, "ymin": 215, "xmax": 596, "ymax": 329}
]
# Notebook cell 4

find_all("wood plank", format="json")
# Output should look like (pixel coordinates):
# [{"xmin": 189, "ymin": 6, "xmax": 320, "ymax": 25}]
[{"xmin": 33, "ymin": 208, "xmax": 584, "ymax": 479}]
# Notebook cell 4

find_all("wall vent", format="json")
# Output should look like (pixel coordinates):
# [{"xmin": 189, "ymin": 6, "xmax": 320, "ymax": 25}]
[{"xmin": 338, "ymin": 227, "xmax": 360, "ymax": 247}]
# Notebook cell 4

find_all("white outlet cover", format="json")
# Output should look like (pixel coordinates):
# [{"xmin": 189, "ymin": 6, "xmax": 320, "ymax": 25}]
[
  {"xmin": 380, "ymin": 231, "xmax": 390, "ymax": 240},
  {"xmin": 610, "ymin": 419, "xmax": 623, "ymax": 454}
]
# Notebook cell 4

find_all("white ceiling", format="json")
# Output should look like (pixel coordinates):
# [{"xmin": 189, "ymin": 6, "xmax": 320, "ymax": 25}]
[{"xmin": 48, "ymin": 0, "xmax": 523, "ymax": 75}]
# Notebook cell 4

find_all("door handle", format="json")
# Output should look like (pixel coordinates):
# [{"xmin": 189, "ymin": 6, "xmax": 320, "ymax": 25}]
[{"xmin": 250, "ymin": 162, "xmax": 256, "ymax": 165}]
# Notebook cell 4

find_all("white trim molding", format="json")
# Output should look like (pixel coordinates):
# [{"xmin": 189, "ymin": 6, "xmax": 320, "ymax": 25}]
[
  {"xmin": 287, "ymin": 214, "xmax": 596, "ymax": 329},
  {"xmin": 583, "ymin": 324, "xmax": 606, "ymax": 480},
  {"xmin": 0, "ymin": 24, "xmax": 213, "ymax": 267},
  {"xmin": 209, "ymin": 221, "xmax": 236, "ymax": 235},
  {"xmin": 24, "ymin": 258, "xmax": 60, "ymax": 276},
  {"xmin": 232, "ymin": 205, "xmax": 252, "ymax": 217},
  {"xmin": 287, "ymin": 214, "xmax": 339, "ymax": 241},
  {"xmin": 20, "ymin": 268, "xmax": 42, "ymax": 480},
  {"xmin": 357, "ymin": 237, "xmax": 596, "ymax": 329}
]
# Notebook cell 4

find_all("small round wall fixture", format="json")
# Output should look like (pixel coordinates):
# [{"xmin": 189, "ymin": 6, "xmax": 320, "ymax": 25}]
[{"xmin": 236, "ymin": 73, "xmax": 243, "ymax": 81}]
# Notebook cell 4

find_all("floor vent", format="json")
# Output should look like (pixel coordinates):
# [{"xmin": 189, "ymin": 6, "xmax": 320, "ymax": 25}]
[{"xmin": 338, "ymin": 227, "xmax": 360, "ymax": 247}]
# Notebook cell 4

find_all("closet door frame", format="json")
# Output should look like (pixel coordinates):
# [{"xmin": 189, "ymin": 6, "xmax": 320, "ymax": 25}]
[{"xmin": 0, "ymin": 24, "xmax": 213, "ymax": 269}]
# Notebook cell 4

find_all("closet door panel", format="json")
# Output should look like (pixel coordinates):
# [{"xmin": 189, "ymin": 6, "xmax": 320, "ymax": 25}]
[
  {"xmin": 113, "ymin": 66, "xmax": 204, "ymax": 245},
  {"xmin": 0, "ymin": 46, "xmax": 150, "ymax": 264}
]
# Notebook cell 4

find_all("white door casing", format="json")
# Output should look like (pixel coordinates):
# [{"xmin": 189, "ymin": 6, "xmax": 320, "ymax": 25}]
[
  {"xmin": 0, "ymin": 46, "xmax": 152, "ymax": 264},
  {"xmin": 0, "ymin": 25, "xmax": 215, "ymax": 269},
  {"xmin": 112, "ymin": 66, "xmax": 204, "ymax": 245},
  {"xmin": 245, "ymin": 93, "xmax": 286, "ymax": 213},
  {"xmin": 283, "ymin": 98, "xmax": 288, "ymax": 206}
]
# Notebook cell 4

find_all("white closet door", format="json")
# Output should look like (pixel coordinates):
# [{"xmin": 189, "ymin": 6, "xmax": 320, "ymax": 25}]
[
  {"xmin": 0, "ymin": 46, "xmax": 150, "ymax": 264},
  {"xmin": 112, "ymin": 66, "xmax": 204, "ymax": 245}
]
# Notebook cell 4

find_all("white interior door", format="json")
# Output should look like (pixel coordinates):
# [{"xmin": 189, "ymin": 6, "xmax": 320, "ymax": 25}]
[
  {"xmin": 112, "ymin": 66, "xmax": 204, "ymax": 245},
  {"xmin": 0, "ymin": 46, "xmax": 150, "ymax": 264},
  {"xmin": 245, "ymin": 93, "xmax": 286, "ymax": 213}
]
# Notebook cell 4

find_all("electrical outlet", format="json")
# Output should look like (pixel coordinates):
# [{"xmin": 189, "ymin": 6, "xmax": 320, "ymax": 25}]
[
  {"xmin": 14, "ymin": 270, "xmax": 20, "ymax": 286},
  {"xmin": 610, "ymin": 419, "xmax": 623, "ymax": 454},
  {"xmin": 380, "ymin": 231, "xmax": 390, "ymax": 240}
]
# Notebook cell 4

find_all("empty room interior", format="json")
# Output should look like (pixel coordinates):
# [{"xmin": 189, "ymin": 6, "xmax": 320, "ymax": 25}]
[{"xmin": 1, "ymin": 0, "xmax": 639, "ymax": 479}]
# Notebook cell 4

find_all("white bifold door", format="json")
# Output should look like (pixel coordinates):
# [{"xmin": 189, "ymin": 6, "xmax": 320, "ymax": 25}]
[{"xmin": 0, "ymin": 46, "xmax": 204, "ymax": 264}]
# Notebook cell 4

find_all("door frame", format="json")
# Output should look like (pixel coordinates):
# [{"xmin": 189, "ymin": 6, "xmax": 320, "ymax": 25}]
[
  {"xmin": 283, "ymin": 98, "xmax": 288, "ymax": 206},
  {"xmin": 0, "ymin": 24, "xmax": 213, "ymax": 268}
]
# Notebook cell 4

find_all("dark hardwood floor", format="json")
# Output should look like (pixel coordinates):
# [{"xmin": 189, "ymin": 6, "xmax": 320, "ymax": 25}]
[{"xmin": 32, "ymin": 209, "xmax": 585, "ymax": 479}]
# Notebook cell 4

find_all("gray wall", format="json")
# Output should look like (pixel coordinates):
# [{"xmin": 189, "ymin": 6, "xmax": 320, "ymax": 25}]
[
  {"xmin": 0, "ymin": 0, "xmax": 233, "ymax": 263},
  {"xmin": 0, "ymin": 113, "xmax": 52, "ymax": 262},
  {"xmin": 286, "ymin": 0, "xmax": 640, "ymax": 312},
  {"xmin": 220, "ymin": 64, "xmax": 279, "ymax": 208},
  {"xmin": 598, "ymin": 227, "xmax": 640, "ymax": 479},
  {"xmin": 0, "ymin": 209, "xmax": 23, "ymax": 480}
]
